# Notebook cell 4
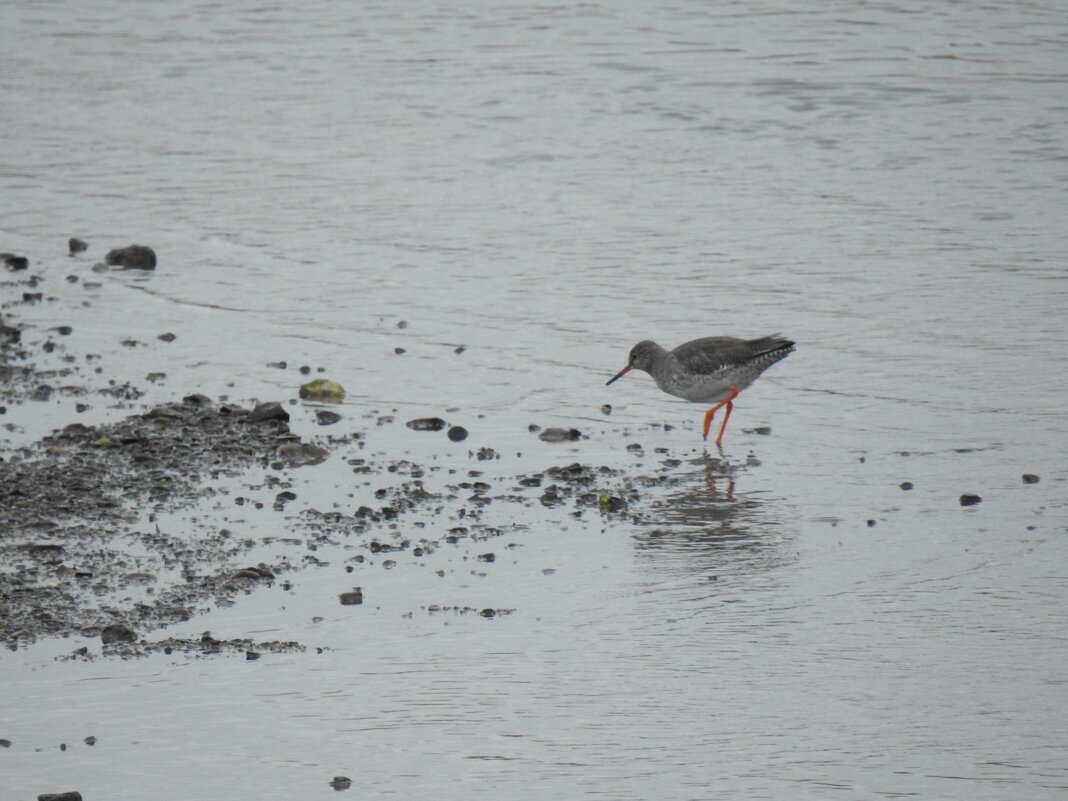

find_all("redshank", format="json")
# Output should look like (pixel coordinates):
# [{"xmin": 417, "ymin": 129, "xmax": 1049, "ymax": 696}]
[{"xmin": 606, "ymin": 334, "xmax": 794, "ymax": 445}]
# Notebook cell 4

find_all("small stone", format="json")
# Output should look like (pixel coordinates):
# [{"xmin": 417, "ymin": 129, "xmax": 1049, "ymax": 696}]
[
  {"xmin": 447, "ymin": 425, "xmax": 468, "ymax": 442},
  {"xmin": 100, "ymin": 622, "xmax": 136, "ymax": 644},
  {"xmin": 157, "ymin": 332, "xmax": 176, "ymax": 342},
  {"xmin": 1022, "ymin": 474, "xmax": 1040, "ymax": 484},
  {"xmin": 4, "ymin": 254, "xmax": 28, "ymax": 270},
  {"xmin": 397, "ymin": 320, "xmax": 408, "ymax": 329},
  {"xmin": 454, "ymin": 345, "xmax": 466, "ymax": 354},
  {"xmin": 394, "ymin": 347, "xmax": 406, "ymax": 355},
  {"xmin": 316, "ymin": 410, "xmax": 342, "ymax": 425},
  {"xmin": 249, "ymin": 401, "xmax": 290, "ymax": 423},
  {"xmin": 299, "ymin": 378, "xmax": 345, "ymax": 402},
  {"xmin": 329, "ymin": 776, "xmax": 353, "ymax": 790},
  {"xmin": 600, "ymin": 404, "xmax": 612, "ymax": 415},
  {"xmin": 339, "ymin": 590, "xmax": 363, "ymax": 606},
  {"xmin": 37, "ymin": 793, "xmax": 83, "ymax": 801},
  {"xmin": 69, "ymin": 237, "xmax": 89, "ymax": 255},
  {"xmin": 83, "ymin": 736, "xmax": 96, "ymax": 746},
  {"xmin": 479, "ymin": 608, "xmax": 496, "ymax": 618},
  {"xmin": 407, "ymin": 417, "xmax": 446, "ymax": 432},
  {"xmin": 538, "ymin": 427, "xmax": 581, "ymax": 443},
  {"xmin": 245, "ymin": 651, "xmax": 261, "ymax": 661},
  {"xmin": 477, "ymin": 552, "xmax": 495, "ymax": 562},
  {"xmin": 105, "ymin": 244, "xmax": 156, "ymax": 270},
  {"xmin": 278, "ymin": 443, "xmax": 329, "ymax": 466},
  {"xmin": 899, "ymin": 482, "xmax": 913, "ymax": 490},
  {"xmin": 959, "ymin": 493, "xmax": 982, "ymax": 507}
]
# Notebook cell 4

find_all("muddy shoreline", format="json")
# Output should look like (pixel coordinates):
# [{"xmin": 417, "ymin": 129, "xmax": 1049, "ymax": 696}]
[{"xmin": 1, "ymin": 253, "xmax": 646, "ymax": 658}]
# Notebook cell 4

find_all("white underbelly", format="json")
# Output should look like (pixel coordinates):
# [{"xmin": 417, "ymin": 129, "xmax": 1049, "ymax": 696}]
[{"xmin": 655, "ymin": 372, "xmax": 740, "ymax": 404}]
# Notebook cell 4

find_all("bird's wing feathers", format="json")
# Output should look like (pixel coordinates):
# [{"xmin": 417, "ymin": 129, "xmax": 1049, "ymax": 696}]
[{"xmin": 672, "ymin": 335, "xmax": 793, "ymax": 374}]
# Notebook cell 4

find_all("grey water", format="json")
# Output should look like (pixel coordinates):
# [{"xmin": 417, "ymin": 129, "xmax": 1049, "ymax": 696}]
[{"xmin": 2, "ymin": 1, "xmax": 1067, "ymax": 799}]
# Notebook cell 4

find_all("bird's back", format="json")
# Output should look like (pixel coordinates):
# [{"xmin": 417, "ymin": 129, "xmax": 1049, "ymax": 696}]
[{"xmin": 671, "ymin": 334, "xmax": 794, "ymax": 376}]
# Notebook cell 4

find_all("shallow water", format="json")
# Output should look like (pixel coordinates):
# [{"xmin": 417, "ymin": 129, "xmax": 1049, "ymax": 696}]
[{"xmin": 3, "ymin": 1, "xmax": 1068, "ymax": 799}]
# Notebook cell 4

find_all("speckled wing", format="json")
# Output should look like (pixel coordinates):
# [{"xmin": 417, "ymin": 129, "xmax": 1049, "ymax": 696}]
[{"xmin": 671, "ymin": 335, "xmax": 794, "ymax": 375}]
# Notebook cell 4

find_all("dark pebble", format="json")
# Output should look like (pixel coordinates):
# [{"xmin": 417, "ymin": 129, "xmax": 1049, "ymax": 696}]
[
  {"xmin": 329, "ymin": 776, "xmax": 353, "ymax": 790},
  {"xmin": 396, "ymin": 320, "xmax": 408, "ymax": 329},
  {"xmin": 339, "ymin": 590, "xmax": 363, "ymax": 606},
  {"xmin": 454, "ymin": 345, "xmax": 466, "ymax": 354},
  {"xmin": 867, "ymin": 519, "xmax": 876, "ymax": 527},
  {"xmin": 316, "ymin": 410, "xmax": 342, "ymax": 425},
  {"xmin": 249, "ymin": 401, "xmax": 290, "ymax": 423},
  {"xmin": 959, "ymin": 493, "xmax": 982, "ymax": 507},
  {"xmin": 899, "ymin": 482, "xmax": 913, "ymax": 490},
  {"xmin": 157, "ymin": 332, "xmax": 176, "ymax": 342},
  {"xmin": 4, "ymin": 254, "xmax": 28, "ymax": 270},
  {"xmin": 1022, "ymin": 474, "xmax": 1040, "ymax": 484},
  {"xmin": 37, "ymin": 793, "xmax": 83, "ymax": 801},
  {"xmin": 394, "ymin": 347, "xmax": 406, "ymax": 355},
  {"xmin": 479, "ymin": 608, "xmax": 496, "ymax": 618},
  {"xmin": 69, "ymin": 238, "xmax": 88, "ymax": 255},
  {"xmin": 105, "ymin": 244, "xmax": 156, "ymax": 270},
  {"xmin": 538, "ymin": 427, "xmax": 582, "ymax": 443},
  {"xmin": 477, "ymin": 552, "xmax": 495, "ymax": 562},
  {"xmin": 299, "ymin": 365, "xmax": 311, "ymax": 374},
  {"xmin": 600, "ymin": 404, "xmax": 612, "ymax": 415},
  {"xmin": 56, "ymin": 326, "xmax": 73, "ymax": 335},
  {"xmin": 100, "ymin": 622, "xmax": 136, "ymax": 644},
  {"xmin": 66, "ymin": 274, "xmax": 79, "ymax": 283},
  {"xmin": 245, "ymin": 650, "xmax": 261, "ymax": 661},
  {"xmin": 407, "ymin": 417, "xmax": 446, "ymax": 432},
  {"xmin": 83, "ymin": 736, "xmax": 96, "ymax": 746},
  {"xmin": 447, "ymin": 425, "xmax": 468, "ymax": 442}
]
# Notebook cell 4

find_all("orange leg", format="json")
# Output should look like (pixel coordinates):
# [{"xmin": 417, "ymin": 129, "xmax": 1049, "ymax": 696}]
[{"xmin": 701, "ymin": 386, "xmax": 741, "ymax": 444}]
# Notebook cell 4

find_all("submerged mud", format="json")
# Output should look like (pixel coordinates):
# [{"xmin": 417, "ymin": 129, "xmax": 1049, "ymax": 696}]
[
  {"xmin": 0, "ymin": 395, "xmax": 299, "ymax": 649},
  {"xmin": 1, "ymin": 251, "xmax": 682, "ymax": 657}
]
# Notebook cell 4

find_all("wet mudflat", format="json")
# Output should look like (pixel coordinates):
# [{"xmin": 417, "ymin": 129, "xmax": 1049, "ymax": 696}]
[{"xmin": 3, "ymin": 1, "xmax": 1068, "ymax": 800}]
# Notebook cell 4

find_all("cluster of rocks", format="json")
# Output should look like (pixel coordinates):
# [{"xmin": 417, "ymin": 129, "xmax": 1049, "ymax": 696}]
[{"xmin": 0, "ymin": 395, "xmax": 302, "ymax": 648}]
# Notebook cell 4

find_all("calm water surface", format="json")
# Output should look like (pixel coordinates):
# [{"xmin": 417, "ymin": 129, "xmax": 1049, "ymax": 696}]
[{"xmin": 2, "ymin": 1, "xmax": 1067, "ymax": 799}]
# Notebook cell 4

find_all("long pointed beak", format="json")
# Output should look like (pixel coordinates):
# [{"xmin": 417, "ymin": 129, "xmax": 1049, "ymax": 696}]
[{"xmin": 606, "ymin": 364, "xmax": 632, "ymax": 386}]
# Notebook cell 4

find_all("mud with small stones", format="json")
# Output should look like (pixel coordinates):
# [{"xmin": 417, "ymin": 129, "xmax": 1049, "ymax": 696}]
[{"xmin": 2, "ymin": 249, "xmax": 670, "ymax": 658}]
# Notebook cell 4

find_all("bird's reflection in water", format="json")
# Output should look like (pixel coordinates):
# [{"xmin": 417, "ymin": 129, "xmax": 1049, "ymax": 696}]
[
  {"xmin": 630, "ymin": 452, "xmax": 795, "ymax": 603},
  {"xmin": 701, "ymin": 451, "xmax": 737, "ymax": 497}
]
